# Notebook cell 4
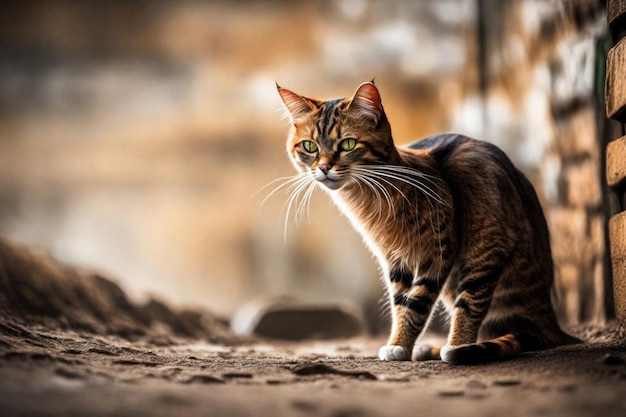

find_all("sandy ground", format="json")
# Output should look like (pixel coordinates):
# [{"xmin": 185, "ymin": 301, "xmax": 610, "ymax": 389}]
[
  {"xmin": 1, "ymin": 239, "xmax": 626, "ymax": 417},
  {"xmin": 1, "ymin": 322, "xmax": 626, "ymax": 417}
]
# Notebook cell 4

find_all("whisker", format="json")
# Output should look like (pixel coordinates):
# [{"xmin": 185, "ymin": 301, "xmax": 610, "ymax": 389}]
[
  {"xmin": 257, "ymin": 173, "xmax": 311, "ymax": 209},
  {"xmin": 283, "ymin": 175, "xmax": 314, "ymax": 239},
  {"xmin": 361, "ymin": 165, "xmax": 449, "ymax": 196},
  {"xmin": 354, "ymin": 168, "xmax": 413, "ymax": 207},
  {"xmin": 351, "ymin": 173, "xmax": 391, "ymax": 221},
  {"xmin": 364, "ymin": 164, "xmax": 445, "ymax": 190},
  {"xmin": 354, "ymin": 165, "xmax": 449, "ymax": 206},
  {"xmin": 296, "ymin": 180, "xmax": 317, "ymax": 224}
]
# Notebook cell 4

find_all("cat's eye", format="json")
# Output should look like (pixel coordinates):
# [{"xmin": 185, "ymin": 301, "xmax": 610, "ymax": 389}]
[
  {"xmin": 339, "ymin": 138, "xmax": 357, "ymax": 151},
  {"xmin": 302, "ymin": 140, "xmax": 318, "ymax": 153}
]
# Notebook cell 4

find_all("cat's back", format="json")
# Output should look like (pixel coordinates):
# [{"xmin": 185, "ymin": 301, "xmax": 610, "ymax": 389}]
[
  {"xmin": 404, "ymin": 133, "xmax": 470, "ymax": 154},
  {"xmin": 401, "ymin": 133, "xmax": 527, "ymax": 196},
  {"xmin": 403, "ymin": 133, "xmax": 510, "ymax": 173},
  {"xmin": 402, "ymin": 132, "xmax": 552, "ymax": 275}
]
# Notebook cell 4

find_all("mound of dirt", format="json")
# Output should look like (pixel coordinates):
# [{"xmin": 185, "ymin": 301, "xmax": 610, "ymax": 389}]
[{"xmin": 0, "ymin": 238, "xmax": 237, "ymax": 345}]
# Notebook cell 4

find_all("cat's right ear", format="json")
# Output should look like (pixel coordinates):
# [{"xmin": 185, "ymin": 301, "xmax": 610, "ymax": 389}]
[
  {"xmin": 277, "ymin": 84, "xmax": 314, "ymax": 122},
  {"xmin": 348, "ymin": 81, "xmax": 382, "ymax": 125}
]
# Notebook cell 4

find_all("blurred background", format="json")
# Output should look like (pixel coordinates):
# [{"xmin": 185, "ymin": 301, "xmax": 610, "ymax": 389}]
[{"xmin": 0, "ymin": 0, "xmax": 613, "ymax": 331}]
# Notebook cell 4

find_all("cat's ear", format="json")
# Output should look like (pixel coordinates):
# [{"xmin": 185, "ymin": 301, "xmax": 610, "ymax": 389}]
[
  {"xmin": 348, "ymin": 81, "xmax": 383, "ymax": 125},
  {"xmin": 277, "ymin": 84, "xmax": 315, "ymax": 122}
]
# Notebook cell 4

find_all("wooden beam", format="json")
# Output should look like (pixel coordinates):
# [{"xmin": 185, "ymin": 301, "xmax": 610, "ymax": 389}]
[
  {"xmin": 610, "ymin": 211, "xmax": 626, "ymax": 322},
  {"xmin": 607, "ymin": 135, "xmax": 626, "ymax": 189},
  {"xmin": 608, "ymin": 0, "xmax": 626, "ymax": 38},
  {"xmin": 606, "ymin": 37, "xmax": 626, "ymax": 121}
]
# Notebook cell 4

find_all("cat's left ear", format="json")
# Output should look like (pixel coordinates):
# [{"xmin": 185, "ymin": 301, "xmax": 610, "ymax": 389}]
[
  {"xmin": 348, "ymin": 81, "xmax": 383, "ymax": 125},
  {"xmin": 277, "ymin": 84, "xmax": 315, "ymax": 122}
]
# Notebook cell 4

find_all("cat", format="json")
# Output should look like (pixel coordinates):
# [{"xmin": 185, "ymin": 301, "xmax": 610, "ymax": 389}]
[{"xmin": 276, "ymin": 81, "xmax": 580, "ymax": 364}]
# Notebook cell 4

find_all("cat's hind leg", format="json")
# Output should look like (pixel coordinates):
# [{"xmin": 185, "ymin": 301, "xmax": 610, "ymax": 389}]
[
  {"xmin": 441, "ymin": 312, "xmax": 582, "ymax": 365},
  {"xmin": 441, "ymin": 265, "xmax": 500, "ymax": 364},
  {"xmin": 440, "ymin": 333, "xmax": 547, "ymax": 365}
]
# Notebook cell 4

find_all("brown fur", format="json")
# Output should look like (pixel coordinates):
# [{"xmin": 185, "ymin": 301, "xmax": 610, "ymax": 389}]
[{"xmin": 277, "ymin": 82, "xmax": 579, "ymax": 364}]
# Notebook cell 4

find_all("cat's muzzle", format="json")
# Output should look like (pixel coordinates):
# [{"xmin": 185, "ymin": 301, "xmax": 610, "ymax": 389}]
[{"xmin": 314, "ymin": 168, "xmax": 344, "ymax": 190}]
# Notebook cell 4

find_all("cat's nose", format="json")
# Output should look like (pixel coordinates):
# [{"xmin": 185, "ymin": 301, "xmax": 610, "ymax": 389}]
[{"xmin": 318, "ymin": 164, "xmax": 332, "ymax": 175}]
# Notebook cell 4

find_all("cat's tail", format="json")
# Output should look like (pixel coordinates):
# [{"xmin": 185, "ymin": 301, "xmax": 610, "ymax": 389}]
[{"xmin": 439, "ymin": 331, "xmax": 581, "ymax": 365}]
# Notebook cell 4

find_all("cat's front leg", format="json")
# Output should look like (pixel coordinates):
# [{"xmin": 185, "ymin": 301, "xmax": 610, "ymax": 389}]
[{"xmin": 379, "ymin": 269, "xmax": 441, "ymax": 361}]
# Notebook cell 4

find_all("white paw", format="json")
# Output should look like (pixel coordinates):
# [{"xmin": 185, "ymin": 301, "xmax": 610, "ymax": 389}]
[
  {"xmin": 378, "ymin": 345, "xmax": 410, "ymax": 361},
  {"xmin": 440, "ymin": 345, "xmax": 453, "ymax": 362},
  {"xmin": 440, "ymin": 344, "xmax": 471, "ymax": 364}
]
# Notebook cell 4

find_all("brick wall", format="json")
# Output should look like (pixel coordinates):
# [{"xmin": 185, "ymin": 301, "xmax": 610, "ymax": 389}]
[
  {"xmin": 546, "ymin": 24, "xmax": 608, "ymax": 322},
  {"xmin": 606, "ymin": 0, "xmax": 626, "ymax": 324}
]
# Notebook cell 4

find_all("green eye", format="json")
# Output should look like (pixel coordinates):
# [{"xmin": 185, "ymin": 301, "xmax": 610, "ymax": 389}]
[
  {"xmin": 302, "ymin": 140, "xmax": 318, "ymax": 153},
  {"xmin": 339, "ymin": 138, "xmax": 357, "ymax": 151}
]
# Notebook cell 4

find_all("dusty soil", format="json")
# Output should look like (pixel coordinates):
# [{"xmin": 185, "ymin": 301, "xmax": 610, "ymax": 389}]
[
  {"xmin": 1, "ymin": 239, "xmax": 626, "ymax": 417},
  {"xmin": 1, "ymin": 324, "xmax": 626, "ymax": 417}
]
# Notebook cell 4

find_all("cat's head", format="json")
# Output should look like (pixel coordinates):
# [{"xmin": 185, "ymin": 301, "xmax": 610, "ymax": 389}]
[{"xmin": 277, "ymin": 82, "xmax": 396, "ymax": 191}]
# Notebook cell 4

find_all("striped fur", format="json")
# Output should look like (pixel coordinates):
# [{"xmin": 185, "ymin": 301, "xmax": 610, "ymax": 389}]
[{"xmin": 277, "ymin": 82, "xmax": 580, "ymax": 365}]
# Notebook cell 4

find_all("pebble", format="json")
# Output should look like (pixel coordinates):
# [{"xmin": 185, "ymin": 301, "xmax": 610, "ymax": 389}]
[
  {"xmin": 466, "ymin": 379, "xmax": 488, "ymax": 389},
  {"xmin": 222, "ymin": 372, "xmax": 254, "ymax": 379},
  {"xmin": 438, "ymin": 390, "xmax": 465, "ymax": 397},
  {"xmin": 492, "ymin": 379, "xmax": 521, "ymax": 387},
  {"xmin": 181, "ymin": 374, "xmax": 225, "ymax": 384},
  {"xmin": 291, "ymin": 363, "xmax": 377, "ymax": 380},
  {"xmin": 602, "ymin": 353, "xmax": 625, "ymax": 365}
]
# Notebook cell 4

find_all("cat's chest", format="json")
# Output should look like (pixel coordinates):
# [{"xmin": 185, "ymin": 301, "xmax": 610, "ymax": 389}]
[{"xmin": 330, "ymin": 191, "xmax": 440, "ymax": 266}]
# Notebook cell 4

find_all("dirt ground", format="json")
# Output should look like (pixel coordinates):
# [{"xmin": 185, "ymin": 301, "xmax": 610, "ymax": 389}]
[
  {"xmin": 1, "ymin": 239, "xmax": 626, "ymax": 417},
  {"xmin": 1, "ymin": 322, "xmax": 626, "ymax": 417}
]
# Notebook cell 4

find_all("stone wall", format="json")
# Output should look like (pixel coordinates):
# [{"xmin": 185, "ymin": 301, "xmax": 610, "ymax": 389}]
[{"xmin": 548, "ymin": 16, "xmax": 608, "ymax": 323}]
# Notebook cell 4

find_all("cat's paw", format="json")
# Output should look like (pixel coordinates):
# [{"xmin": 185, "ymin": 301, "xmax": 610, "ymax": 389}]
[
  {"xmin": 378, "ymin": 345, "xmax": 410, "ymax": 361},
  {"xmin": 440, "ymin": 344, "xmax": 485, "ymax": 365},
  {"xmin": 440, "ymin": 344, "xmax": 457, "ymax": 363},
  {"xmin": 412, "ymin": 343, "xmax": 441, "ymax": 361}
]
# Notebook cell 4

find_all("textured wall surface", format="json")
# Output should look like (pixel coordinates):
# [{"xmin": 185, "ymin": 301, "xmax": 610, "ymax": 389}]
[
  {"xmin": 606, "ymin": 0, "xmax": 626, "ymax": 324},
  {"xmin": 0, "ymin": 0, "xmax": 609, "ymax": 326}
]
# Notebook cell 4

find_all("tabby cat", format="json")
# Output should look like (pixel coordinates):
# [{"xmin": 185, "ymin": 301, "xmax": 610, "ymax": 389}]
[{"xmin": 276, "ymin": 81, "xmax": 579, "ymax": 364}]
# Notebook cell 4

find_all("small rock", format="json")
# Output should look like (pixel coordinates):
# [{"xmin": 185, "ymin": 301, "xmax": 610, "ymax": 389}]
[
  {"xmin": 266, "ymin": 379, "xmax": 288, "ymax": 385},
  {"xmin": 492, "ymin": 379, "xmax": 521, "ymax": 387},
  {"xmin": 558, "ymin": 384, "xmax": 578, "ymax": 392},
  {"xmin": 222, "ymin": 372, "xmax": 254, "ymax": 379},
  {"xmin": 602, "ymin": 353, "xmax": 624, "ymax": 365},
  {"xmin": 438, "ymin": 390, "xmax": 465, "ymax": 397},
  {"xmin": 291, "ymin": 363, "xmax": 377, "ymax": 380},
  {"xmin": 112, "ymin": 359, "xmax": 159, "ymax": 367},
  {"xmin": 181, "ymin": 374, "xmax": 225, "ymax": 384},
  {"xmin": 54, "ymin": 367, "xmax": 85, "ymax": 380},
  {"xmin": 87, "ymin": 347, "xmax": 118, "ymax": 356},
  {"xmin": 466, "ymin": 380, "xmax": 487, "ymax": 389},
  {"xmin": 231, "ymin": 297, "xmax": 363, "ymax": 340}
]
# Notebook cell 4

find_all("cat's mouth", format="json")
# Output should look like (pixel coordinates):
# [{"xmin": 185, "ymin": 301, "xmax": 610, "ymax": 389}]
[
  {"xmin": 318, "ymin": 178, "xmax": 344, "ymax": 190},
  {"xmin": 312, "ymin": 168, "xmax": 347, "ymax": 190}
]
